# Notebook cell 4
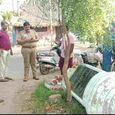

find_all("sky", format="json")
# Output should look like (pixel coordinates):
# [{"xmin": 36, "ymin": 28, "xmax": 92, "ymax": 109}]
[
  {"xmin": 0, "ymin": 0, "xmax": 25, "ymax": 12},
  {"xmin": 0, "ymin": 0, "xmax": 115, "ymax": 12}
]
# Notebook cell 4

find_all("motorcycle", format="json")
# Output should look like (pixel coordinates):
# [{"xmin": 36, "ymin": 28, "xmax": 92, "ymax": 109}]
[
  {"xmin": 73, "ymin": 45, "xmax": 103, "ymax": 68},
  {"xmin": 36, "ymin": 43, "xmax": 103, "ymax": 75},
  {"xmin": 80, "ymin": 51, "xmax": 102, "ymax": 67},
  {"xmin": 36, "ymin": 44, "xmax": 60, "ymax": 75}
]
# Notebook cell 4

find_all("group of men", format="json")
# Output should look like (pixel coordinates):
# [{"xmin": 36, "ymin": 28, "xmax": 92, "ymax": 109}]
[{"xmin": 0, "ymin": 20, "xmax": 76, "ymax": 82}]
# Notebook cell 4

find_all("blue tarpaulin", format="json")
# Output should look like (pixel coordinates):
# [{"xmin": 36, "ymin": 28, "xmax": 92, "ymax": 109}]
[{"xmin": 102, "ymin": 46, "xmax": 112, "ymax": 72}]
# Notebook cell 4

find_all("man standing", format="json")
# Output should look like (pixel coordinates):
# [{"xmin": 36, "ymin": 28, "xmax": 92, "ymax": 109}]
[
  {"xmin": 0, "ymin": 21, "xmax": 13, "ymax": 82},
  {"xmin": 59, "ymin": 25, "xmax": 75, "ymax": 75},
  {"xmin": 17, "ymin": 21, "xmax": 39, "ymax": 82}
]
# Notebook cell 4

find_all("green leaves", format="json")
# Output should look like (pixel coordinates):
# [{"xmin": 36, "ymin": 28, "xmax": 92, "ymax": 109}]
[
  {"xmin": 0, "ymin": 11, "xmax": 13, "ymax": 22},
  {"xmin": 0, "ymin": 0, "xmax": 2, "ymax": 4},
  {"xmin": 60, "ymin": 0, "xmax": 115, "ymax": 44}
]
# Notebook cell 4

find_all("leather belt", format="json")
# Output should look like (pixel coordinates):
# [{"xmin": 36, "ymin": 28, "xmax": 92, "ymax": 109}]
[{"xmin": 22, "ymin": 46, "xmax": 37, "ymax": 48}]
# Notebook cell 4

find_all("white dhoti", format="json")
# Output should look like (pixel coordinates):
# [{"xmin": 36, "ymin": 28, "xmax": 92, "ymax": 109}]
[{"xmin": 0, "ymin": 50, "xmax": 10, "ymax": 79}]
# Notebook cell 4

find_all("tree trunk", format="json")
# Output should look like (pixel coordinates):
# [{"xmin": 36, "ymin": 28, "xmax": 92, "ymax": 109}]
[
  {"xmin": 62, "ymin": 43, "xmax": 72, "ymax": 102},
  {"xmin": 61, "ymin": 9, "xmax": 72, "ymax": 102},
  {"xmin": 96, "ymin": 33, "xmax": 99, "ymax": 45}
]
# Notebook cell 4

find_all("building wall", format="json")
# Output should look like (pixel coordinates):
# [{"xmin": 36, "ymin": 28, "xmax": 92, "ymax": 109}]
[{"xmin": 13, "ymin": 26, "xmax": 58, "ymax": 45}]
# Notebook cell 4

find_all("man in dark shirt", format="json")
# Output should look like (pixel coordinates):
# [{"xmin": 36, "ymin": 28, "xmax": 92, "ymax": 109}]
[{"xmin": 0, "ymin": 21, "xmax": 13, "ymax": 82}]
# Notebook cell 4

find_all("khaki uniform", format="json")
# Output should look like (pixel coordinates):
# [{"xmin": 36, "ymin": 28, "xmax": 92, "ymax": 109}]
[{"xmin": 18, "ymin": 29, "xmax": 38, "ymax": 78}]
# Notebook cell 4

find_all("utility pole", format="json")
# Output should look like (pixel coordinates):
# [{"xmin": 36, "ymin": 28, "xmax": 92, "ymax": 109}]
[
  {"xmin": 17, "ymin": 0, "xmax": 19, "ymax": 16},
  {"xmin": 12, "ymin": 0, "xmax": 14, "ymax": 12},
  {"xmin": 49, "ymin": 0, "xmax": 53, "ymax": 47}
]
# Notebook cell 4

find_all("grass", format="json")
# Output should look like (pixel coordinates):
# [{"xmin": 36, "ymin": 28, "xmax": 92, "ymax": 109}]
[{"xmin": 32, "ymin": 82, "xmax": 86, "ymax": 114}]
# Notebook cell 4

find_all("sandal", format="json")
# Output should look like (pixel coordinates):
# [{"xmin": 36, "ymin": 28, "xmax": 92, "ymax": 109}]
[
  {"xmin": 0, "ymin": 78, "xmax": 9, "ymax": 82},
  {"xmin": 4, "ymin": 77, "xmax": 14, "ymax": 81},
  {"xmin": 23, "ymin": 77, "xmax": 28, "ymax": 82},
  {"xmin": 0, "ymin": 99, "xmax": 4, "ymax": 103},
  {"xmin": 33, "ymin": 77, "xmax": 39, "ymax": 80}
]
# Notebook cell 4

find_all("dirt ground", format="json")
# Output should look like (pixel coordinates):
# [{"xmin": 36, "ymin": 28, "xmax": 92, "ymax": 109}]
[
  {"xmin": 0, "ymin": 42, "xmax": 90, "ymax": 114},
  {"xmin": 0, "ymin": 45, "xmax": 61, "ymax": 114},
  {"xmin": 0, "ymin": 68, "xmax": 59, "ymax": 114}
]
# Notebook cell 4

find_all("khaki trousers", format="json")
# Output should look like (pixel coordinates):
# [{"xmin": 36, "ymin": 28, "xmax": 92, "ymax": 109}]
[{"xmin": 21, "ymin": 48, "xmax": 37, "ymax": 78}]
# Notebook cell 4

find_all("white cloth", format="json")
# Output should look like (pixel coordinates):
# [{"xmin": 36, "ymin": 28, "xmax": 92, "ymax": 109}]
[
  {"xmin": 0, "ymin": 50, "xmax": 10, "ymax": 79},
  {"xmin": 60, "ymin": 32, "xmax": 76, "ymax": 58}
]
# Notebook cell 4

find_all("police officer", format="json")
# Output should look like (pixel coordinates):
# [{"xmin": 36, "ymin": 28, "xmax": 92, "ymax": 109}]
[{"xmin": 17, "ymin": 21, "xmax": 39, "ymax": 82}]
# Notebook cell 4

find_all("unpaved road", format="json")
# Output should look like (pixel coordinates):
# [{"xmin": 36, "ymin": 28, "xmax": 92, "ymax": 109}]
[
  {"xmin": 0, "ymin": 73, "xmax": 59, "ymax": 114},
  {"xmin": 0, "ymin": 46, "xmax": 59, "ymax": 114},
  {"xmin": 0, "ymin": 42, "xmax": 89, "ymax": 114}
]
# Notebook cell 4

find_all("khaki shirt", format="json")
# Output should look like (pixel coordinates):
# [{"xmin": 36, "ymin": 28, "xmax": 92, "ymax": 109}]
[{"xmin": 18, "ymin": 29, "xmax": 38, "ymax": 47}]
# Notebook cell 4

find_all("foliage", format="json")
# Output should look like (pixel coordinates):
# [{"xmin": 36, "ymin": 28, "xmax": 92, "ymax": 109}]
[
  {"xmin": 0, "ymin": 11, "xmax": 16, "ymax": 31},
  {"xmin": 59, "ymin": 0, "xmax": 115, "ymax": 44},
  {"xmin": 32, "ymin": 82, "xmax": 86, "ymax": 114},
  {"xmin": 0, "ymin": 0, "xmax": 2, "ymax": 4},
  {"xmin": 0, "ymin": 11, "xmax": 14, "ymax": 23},
  {"xmin": 33, "ymin": 82, "xmax": 64, "ymax": 113}
]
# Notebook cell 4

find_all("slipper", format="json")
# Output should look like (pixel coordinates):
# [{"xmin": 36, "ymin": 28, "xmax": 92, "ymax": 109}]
[
  {"xmin": 4, "ymin": 77, "xmax": 14, "ymax": 81},
  {"xmin": 23, "ymin": 78, "xmax": 28, "ymax": 82},
  {"xmin": 0, "ymin": 99, "xmax": 4, "ymax": 103},
  {"xmin": 33, "ymin": 77, "xmax": 39, "ymax": 80},
  {"xmin": 23, "ymin": 79, "xmax": 28, "ymax": 82},
  {"xmin": 0, "ymin": 78, "xmax": 9, "ymax": 82}
]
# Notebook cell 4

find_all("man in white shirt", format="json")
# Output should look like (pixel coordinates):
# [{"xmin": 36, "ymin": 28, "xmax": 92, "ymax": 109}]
[{"xmin": 59, "ymin": 25, "xmax": 76, "ymax": 75}]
